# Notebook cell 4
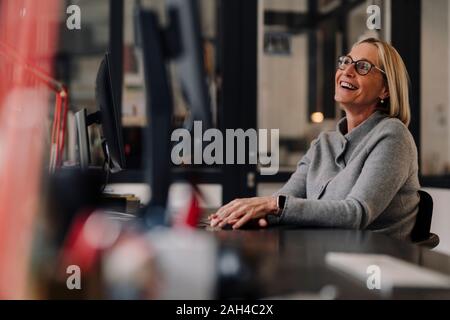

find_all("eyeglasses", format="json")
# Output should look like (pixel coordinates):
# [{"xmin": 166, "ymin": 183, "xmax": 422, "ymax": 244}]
[{"xmin": 337, "ymin": 55, "xmax": 386, "ymax": 76}]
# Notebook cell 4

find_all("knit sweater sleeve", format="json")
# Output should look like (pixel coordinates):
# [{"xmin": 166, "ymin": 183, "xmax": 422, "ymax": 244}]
[
  {"xmin": 273, "ymin": 138, "xmax": 319, "ymax": 199},
  {"xmin": 277, "ymin": 123, "xmax": 416, "ymax": 229}
]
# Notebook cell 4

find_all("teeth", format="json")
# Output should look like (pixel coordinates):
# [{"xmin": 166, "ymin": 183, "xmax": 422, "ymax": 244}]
[{"xmin": 340, "ymin": 81, "xmax": 357, "ymax": 90}]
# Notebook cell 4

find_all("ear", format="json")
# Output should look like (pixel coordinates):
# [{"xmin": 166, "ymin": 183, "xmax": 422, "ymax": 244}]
[{"xmin": 379, "ymin": 84, "xmax": 389, "ymax": 100}]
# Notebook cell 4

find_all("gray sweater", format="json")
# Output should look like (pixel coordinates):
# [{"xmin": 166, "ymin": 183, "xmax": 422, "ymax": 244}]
[{"xmin": 273, "ymin": 111, "xmax": 420, "ymax": 240}]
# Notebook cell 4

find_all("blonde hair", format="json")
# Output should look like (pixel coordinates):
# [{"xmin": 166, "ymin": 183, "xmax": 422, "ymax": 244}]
[{"xmin": 356, "ymin": 37, "xmax": 411, "ymax": 126}]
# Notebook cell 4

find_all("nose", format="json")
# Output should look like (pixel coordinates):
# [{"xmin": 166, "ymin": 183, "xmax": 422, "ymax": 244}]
[{"xmin": 341, "ymin": 63, "xmax": 356, "ymax": 78}]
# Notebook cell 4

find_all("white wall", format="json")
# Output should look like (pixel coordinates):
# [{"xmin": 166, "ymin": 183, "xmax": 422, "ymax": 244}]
[
  {"xmin": 423, "ymin": 188, "xmax": 450, "ymax": 255},
  {"xmin": 420, "ymin": 0, "xmax": 450, "ymax": 255},
  {"xmin": 258, "ymin": 0, "xmax": 338, "ymax": 170},
  {"xmin": 258, "ymin": 33, "xmax": 310, "ymax": 138},
  {"xmin": 421, "ymin": 0, "xmax": 450, "ymax": 175}
]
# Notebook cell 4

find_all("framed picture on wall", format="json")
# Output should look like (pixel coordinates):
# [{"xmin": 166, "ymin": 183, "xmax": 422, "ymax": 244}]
[
  {"xmin": 318, "ymin": 0, "xmax": 341, "ymax": 14},
  {"xmin": 264, "ymin": 32, "xmax": 292, "ymax": 56}
]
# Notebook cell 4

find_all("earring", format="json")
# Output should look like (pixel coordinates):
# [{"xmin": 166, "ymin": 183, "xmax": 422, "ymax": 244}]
[{"xmin": 381, "ymin": 99, "xmax": 384, "ymax": 104}]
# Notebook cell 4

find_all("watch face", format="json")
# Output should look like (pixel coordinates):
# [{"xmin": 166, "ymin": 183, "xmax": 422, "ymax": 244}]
[{"xmin": 278, "ymin": 195, "xmax": 286, "ymax": 211}]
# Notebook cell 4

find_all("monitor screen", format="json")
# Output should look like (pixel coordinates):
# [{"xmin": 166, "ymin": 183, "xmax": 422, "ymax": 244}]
[
  {"xmin": 166, "ymin": 0, "xmax": 212, "ymax": 130},
  {"xmin": 95, "ymin": 52, "xmax": 126, "ymax": 172},
  {"xmin": 133, "ymin": 0, "xmax": 213, "ymax": 210}
]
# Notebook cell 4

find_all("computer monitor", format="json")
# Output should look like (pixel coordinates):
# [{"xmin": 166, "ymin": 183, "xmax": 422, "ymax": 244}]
[
  {"xmin": 74, "ymin": 108, "xmax": 91, "ymax": 169},
  {"xmin": 136, "ymin": 8, "xmax": 173, "ymax": 211},
  {"xmin": 75, "ymin": 52, "xmax": 125, "ymax": 173},
  {"xmin": 96, "ymin": 52, "xmax": 126, "ymax": 172},
  {"xmin": 135, "ymin": 0, "xmax": 212, "ymax": 219},
  {"xmin": 166, "ymin": 0, "xmax": 212, "ymax": 130}
]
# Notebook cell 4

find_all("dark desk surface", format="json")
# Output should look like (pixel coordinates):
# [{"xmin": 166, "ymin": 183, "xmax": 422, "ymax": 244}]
[{"xmin": 205, "ymin": 227, "xmax": 450, "ymax": 299}]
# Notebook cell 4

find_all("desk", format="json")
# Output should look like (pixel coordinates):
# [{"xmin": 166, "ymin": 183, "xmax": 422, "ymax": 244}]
[{"xmin": 208, "ymin": 228, "xmax": 450, "ymax": 299}]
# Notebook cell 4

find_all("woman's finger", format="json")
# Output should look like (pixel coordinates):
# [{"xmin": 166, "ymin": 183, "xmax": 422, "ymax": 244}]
[
  {"xmin": 210, "ymin": 217, "xmax": 238, "ymax": 228},
  {"xmin": 218, "ymin": 205, "xmax": 246, "ymax": 227},
  {"xmin": 231, "ymin": 204, "xmax": 267, "ymax": 229},
  {"xmin": 211, "ymin": 205, "xmax": 241, "ymax": 227},
  {"xmin": 232, "ymin": 212, "xmax": 253, "ymax": 229},
  {"xmin": 215, "ymin": 199, "xmax": 241, "ymax": 220},
  {"xmin": 210, "ymin": 202, "xmax": 237, "ymax": 226},
  {"xmin": 219, "ymin": 204, "xmax": 251, "ymax": 227}
]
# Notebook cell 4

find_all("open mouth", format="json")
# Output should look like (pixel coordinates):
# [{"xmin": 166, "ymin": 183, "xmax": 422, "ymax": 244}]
[{"xmin": 340, "ymin": 81, "xmax": 358, "ymax": 91}]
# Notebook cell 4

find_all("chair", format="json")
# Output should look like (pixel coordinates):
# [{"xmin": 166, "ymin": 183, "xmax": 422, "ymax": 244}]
[{"xmin": 411, "ymin": 190, "xmax": 440, "ymax": 249}]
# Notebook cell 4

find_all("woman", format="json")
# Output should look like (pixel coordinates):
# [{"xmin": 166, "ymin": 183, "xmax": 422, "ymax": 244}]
[{"xmin": 210, "ymin": 37, "xmax": 420, "ymax": 241}]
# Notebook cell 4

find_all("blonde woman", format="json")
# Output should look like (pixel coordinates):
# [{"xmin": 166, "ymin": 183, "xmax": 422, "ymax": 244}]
[{"xmin": 210, "ymin": 38, "xmax": 420, "ymax": 241}]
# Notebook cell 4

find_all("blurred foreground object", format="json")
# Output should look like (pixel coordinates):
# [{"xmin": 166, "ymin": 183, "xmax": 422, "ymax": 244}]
[
  {"xmin": 103, "ymin": 229, "xmax": 217, "ymax": 299},
  {"xmin": 0, "ymin": 0, "xmax": 60, "ymax": 298},
  {"xmin": 0, "ymin": 41, "xmax": 69, "ymax": 172}
]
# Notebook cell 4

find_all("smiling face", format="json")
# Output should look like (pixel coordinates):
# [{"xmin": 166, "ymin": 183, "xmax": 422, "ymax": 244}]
[{"xmin": 335, "ymin": 43, "xmax": 389, "ymax": 111}]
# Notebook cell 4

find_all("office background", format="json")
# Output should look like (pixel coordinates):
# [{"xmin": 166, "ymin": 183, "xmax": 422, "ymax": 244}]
[
  {"xmin": 20, "ymin": 0, "xmax": 450, "ymax": 254},
  {"xmin": 1, "ymin": 0, "xmax": 450, "ymax": 301}
]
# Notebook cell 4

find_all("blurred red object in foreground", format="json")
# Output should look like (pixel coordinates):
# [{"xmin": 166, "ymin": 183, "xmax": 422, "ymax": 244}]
[
  {"xmin": 0, "ymin": 40, "xmax": 69, "ymax": 172},
  {"xmin": 185, "ymin": 192, "xmax": 202, "ymax": 228},
  {"xmin": 58, "ymin": 213, "xmax": 97, "ymax": 275},
  {"xmin": 173, "ymin": 186, "xmax": 203, "ymax": 229},
  {"xmin": 0, "ymin": 0, "xmax": 60, "ymax": 299},
  {"xmin": 58, "ymin": 210, "xmax": 122, "ymax": 277}
]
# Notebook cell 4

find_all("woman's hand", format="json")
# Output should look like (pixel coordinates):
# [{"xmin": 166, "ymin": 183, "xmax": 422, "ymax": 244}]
[{"xmin": 209, "ymin": 196, "xmax": 279, "ymax": 229}]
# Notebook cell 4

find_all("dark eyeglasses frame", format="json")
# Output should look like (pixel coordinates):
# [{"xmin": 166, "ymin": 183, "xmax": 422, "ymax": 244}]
[{"xmin": 337, "ymin": 55, "xmax": 386, "ymax": 76}]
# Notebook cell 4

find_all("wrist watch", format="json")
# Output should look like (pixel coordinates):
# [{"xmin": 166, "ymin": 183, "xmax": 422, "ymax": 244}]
[{"xmin": 276, "ymin": 195, "xmax": 287, "ymax": 215}]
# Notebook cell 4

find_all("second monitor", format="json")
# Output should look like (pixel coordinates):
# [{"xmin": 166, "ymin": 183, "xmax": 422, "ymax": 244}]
[{"xmin": 75, "ymin": 52, "xmax": 125, "ymax": 174}]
